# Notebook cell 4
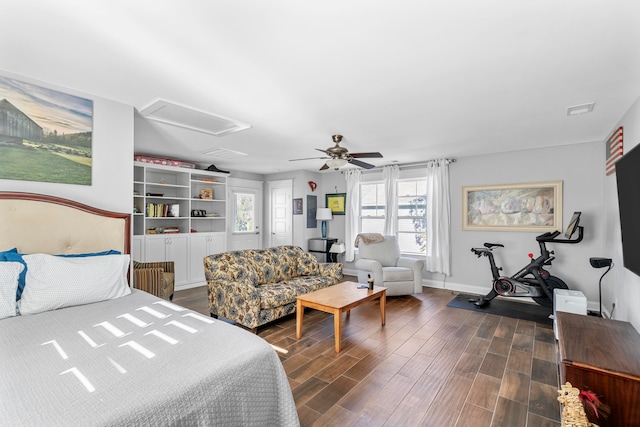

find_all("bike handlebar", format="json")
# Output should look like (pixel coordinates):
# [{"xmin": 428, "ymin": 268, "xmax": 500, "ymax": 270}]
[
  {"xmin": 536, "ymin": 230, "xmax": 561, "ymax": 242},
  {"xmin": 536, "ymin": 226, "xmax": 584, "ymax": 244}
]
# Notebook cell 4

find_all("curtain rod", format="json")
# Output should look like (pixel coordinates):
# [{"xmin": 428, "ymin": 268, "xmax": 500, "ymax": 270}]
[{"xmin": 340, "ymin": 158, "xmax": 456, "ymax": 173}]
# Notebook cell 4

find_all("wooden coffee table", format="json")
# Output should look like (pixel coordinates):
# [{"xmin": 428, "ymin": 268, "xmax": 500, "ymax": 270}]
[{"xmin": 296, "ymin": 281, "xmax": 387, "ymax": 352}]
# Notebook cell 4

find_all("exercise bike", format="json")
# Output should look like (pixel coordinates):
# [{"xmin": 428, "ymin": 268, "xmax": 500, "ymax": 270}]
[{"xmin": 470, "ymin": 211, "xmax": 583, "ymax": 308}]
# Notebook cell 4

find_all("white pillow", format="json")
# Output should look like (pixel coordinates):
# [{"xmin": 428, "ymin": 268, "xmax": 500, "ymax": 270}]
[
  {"xmin": 19, "ymin": 254, "xmax": 131, "ymax": 315},
  {"xmin": 0, "ymin": 262, "xmax": 23, "ymax": 319}
]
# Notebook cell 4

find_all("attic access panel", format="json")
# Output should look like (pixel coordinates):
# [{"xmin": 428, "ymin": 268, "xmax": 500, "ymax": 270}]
[{"xmin": 139, "ymin": 99, "xmax": 251, "ymax": 136}]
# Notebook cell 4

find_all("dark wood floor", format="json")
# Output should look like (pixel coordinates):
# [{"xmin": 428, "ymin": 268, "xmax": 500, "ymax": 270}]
[{"xmin": 174, "ymin": 280, "xmax": 561, "ymax": 427}]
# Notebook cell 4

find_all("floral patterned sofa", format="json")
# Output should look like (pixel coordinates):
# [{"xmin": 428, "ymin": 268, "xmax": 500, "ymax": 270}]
[{"xmin": 204, "ymin": 245, "xmax": 343, "ymax": 329}]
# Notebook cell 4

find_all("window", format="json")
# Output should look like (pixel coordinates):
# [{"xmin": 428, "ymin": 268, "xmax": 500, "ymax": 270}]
[
  {"xmin": 397, "ymin": 180, "xmax": 427, "ymax": 254},
  {"xmin": 234, "ymin": 192, "xmax": 255, "ymax": 233},
  {"xmin": 358, "ymin": 179, "xmax": 426, "ymax": 254},
  {"xmin": 359, "ymin": 182, "xmax": 385, "ymax": 234}
]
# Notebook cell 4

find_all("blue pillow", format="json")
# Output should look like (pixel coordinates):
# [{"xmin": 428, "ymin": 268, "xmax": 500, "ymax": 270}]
[{"xmin": 0, "ymin": 249, "xmax": 27, "ymax": 300}]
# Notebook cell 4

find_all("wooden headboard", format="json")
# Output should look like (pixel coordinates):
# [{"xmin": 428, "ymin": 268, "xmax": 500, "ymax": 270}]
[{"xmin": 0, "ymin": 192, "xmax": 130, "ymax": 255}]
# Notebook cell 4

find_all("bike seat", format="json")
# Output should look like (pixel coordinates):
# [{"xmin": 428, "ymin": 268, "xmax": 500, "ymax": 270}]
[{"xmin": 483, "ymin": 243, "xmax": 504, "ymax": 248}]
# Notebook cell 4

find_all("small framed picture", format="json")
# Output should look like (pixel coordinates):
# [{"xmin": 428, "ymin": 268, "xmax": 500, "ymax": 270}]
[
  {"xmin": 326, "ymin": 193, "xmax": 346, "ymax": 215},
  {"xmin": 293, "ymin": 198, "xmax": 303, "ymax": 215},
  {"xmin": 200, "ymin": 188, "xmax": 213, "ymax": 200}
]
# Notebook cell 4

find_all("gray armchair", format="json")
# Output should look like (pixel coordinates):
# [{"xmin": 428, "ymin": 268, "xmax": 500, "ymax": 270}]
[{"xmin": 355, "ymin": 235, "xmax": 424, "ymax": 296}]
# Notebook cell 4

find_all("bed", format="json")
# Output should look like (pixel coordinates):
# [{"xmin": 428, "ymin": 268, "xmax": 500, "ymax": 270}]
[{"xmin": 0, "ymin": 192, "xmax": 299, "ymax": 427}]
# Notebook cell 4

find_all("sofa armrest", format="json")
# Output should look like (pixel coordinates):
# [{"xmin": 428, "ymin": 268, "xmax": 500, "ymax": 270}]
[
  {"xmin": 318, "ymin": 262, "xmax": 343, "ymax": 282},
  {"xmin": 206, "ymin": 280, "xmax": 261, "ymax": 328}
]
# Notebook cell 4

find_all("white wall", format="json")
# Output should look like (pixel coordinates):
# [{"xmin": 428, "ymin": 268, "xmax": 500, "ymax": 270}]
[
  {"xmin": 0, "ymin": 71, "xmax": 134, "ymax": 214},
  {"xmin": 437, "ymin": 142, "xmax": 604, "ymax": 310},
  {"xmin": 603, "ymin": 96, "xmax": 640, "ymax": 330}
]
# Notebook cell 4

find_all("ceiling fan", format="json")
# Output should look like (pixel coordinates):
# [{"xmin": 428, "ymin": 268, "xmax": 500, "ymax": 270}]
[{"xmin": 289, "ymin": 135, "xmax": 383, "ymax": 170}]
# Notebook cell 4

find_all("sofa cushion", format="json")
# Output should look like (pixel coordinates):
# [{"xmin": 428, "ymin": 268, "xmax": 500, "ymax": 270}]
[
  {"xmin": 296, "ymin": 252, "xmax": 319, "ymax": 276},
  {"xmin": 204, "ymin": 251, "xmax": 259, "ymax": 285},
  {"xmin": 248, "ymin": 246, "xmax": 302, "ymax": 285},
  {"xmin": 257, "ymin": 282, "xmax": 301, "ymax": 309},
  {"xmin": 282, "ymin": 276, "xmax": 335, "ymax": 293},
  {"xmin": 257, "ymin": 276, "xmax": 336, "ymax": 309}
]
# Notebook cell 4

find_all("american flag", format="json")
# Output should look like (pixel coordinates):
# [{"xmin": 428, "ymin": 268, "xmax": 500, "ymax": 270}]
[{"xmin": 605, "ymin": 126, "xmax": 623, "ymax": 176}]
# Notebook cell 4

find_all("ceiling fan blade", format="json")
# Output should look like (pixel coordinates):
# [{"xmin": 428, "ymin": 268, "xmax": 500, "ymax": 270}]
[
  {"xmin": 349, "ymin": 158, "xmax": 376, "ymax": 169},
  {"xmin": 289, "ymin": 156, "xmax": 330, "ymax": 162},
  {"xmin": 315, "ymin": 148, "xmax": 332, "ymax": 155},
  {"xmin": 319, "ymin": 163, "xmax": 329, "ymax": 171},
  {"xmin": 349, "ymin": 152, "xmax": 383, "ymax": 158}
]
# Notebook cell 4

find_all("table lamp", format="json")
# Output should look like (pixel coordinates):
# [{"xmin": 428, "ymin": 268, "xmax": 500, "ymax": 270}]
[
  {"xmin": 316, "ymin": 208, "xmax": 332, "ymax": 239},
  {"xmin": 329, "ymin": 242, "xmax": 346, "ymax": 262}
]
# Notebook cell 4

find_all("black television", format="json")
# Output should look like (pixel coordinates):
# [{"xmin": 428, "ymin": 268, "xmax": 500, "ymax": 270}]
[{"xmin": 615, "ymin": 141, "xmax": 640, "ymax": 277}]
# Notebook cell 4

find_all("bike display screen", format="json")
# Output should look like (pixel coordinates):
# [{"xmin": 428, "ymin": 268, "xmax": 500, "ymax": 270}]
[{"xmin": 564, "ymin": 211, "xmax": 581, "ymax": 239}]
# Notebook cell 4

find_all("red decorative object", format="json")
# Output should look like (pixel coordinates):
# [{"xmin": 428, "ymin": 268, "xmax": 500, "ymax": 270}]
[{"xmin": 308, "ymin": 181, "xmax": 317, "ymax": 192}]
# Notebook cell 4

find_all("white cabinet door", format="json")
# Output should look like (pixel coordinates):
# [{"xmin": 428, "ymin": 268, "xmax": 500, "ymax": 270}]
[
  {"xmin": 144, "ymin": 234, "xmax": 189, "ymax": 287},
  {"xmin": 190, "ymin": 232, "xmax": 226, "ymax": 285},
  {"xmin": 131, "ymin": 236, "xmax": 144, "ymax": 262},
  {"xmin": 168, "ymin": 234, "xmax": 189, "ymax": 287}
]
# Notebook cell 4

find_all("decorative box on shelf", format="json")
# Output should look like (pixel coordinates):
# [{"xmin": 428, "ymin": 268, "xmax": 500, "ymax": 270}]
[{"xmin": 134, "ymin": 154, "xmax": 196, "ymax": 169}]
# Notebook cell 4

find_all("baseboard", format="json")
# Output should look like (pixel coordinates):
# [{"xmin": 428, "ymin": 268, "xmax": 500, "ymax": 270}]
[
  {"xmin": 175, "ymin": 281, "xmax": 207, "ymax": 292},
  {"xmin": 343, "ymin": 268, "xmax": 358, "ymax": 277},
  {"xmin": 421, "ymin": 278, "xmax": 487, "ymax": 296}
]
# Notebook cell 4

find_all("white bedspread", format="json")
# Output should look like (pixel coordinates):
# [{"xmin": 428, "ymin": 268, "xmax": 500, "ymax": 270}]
[{"xmin": 0, "ymin": 290, "xmax": 299, "ymax": 426}]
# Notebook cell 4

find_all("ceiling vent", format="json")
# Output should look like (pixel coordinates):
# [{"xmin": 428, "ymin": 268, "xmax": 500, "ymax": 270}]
[
  {"xmin": 200, "ymin": 147, "xmax": 248, "ymax": 159},
  {"xmin": 139, "ymin": 99, "xmax": 251, "ymax": 136},
  {"xmin": 567, "ymin": 102, "xmax": 595, "ymax": 116}
]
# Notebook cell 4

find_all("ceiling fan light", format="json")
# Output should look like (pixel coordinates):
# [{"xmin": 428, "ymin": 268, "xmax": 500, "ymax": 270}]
[{"xmin": 326, "ymin": 158, "xmax": 348, "ymax": 169}]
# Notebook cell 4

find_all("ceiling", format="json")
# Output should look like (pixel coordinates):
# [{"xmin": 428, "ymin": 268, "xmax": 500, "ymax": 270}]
[{"xmin": 2, "ymin": 1, "xmax": 639, "ymax": 175}]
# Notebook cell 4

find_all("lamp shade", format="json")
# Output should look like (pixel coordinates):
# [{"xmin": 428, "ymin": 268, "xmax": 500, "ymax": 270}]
[
  {"xmin": 329, "ymin": 243, "xmax": 346, "ymax": 253},
  {"xmin": 316, "ymin": 208, "xmax": 333, "ymax": 221}
]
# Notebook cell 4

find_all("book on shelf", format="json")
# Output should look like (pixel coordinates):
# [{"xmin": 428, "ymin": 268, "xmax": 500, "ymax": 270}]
[{"xmin": 146, "ymin": 202, "xmax": 173, "ymax": 217}]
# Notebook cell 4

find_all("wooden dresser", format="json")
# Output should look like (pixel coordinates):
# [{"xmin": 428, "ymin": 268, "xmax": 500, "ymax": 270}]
[{"xmin": 556, "ymin": 312, "xmax": 640, "ymax": 427}]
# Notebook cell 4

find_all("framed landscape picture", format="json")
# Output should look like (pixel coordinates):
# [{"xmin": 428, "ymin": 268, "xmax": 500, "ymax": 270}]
[
  {"xmin": 0, "ymin": 75, "xmax": 93, "ymax": 185},
  {"xmin": 463, "ymin": 180, "xmax": 562, "ymax": 232}
]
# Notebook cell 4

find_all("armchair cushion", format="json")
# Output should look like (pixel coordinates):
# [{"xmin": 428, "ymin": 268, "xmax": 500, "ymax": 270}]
[{"xmin": 382, "ymin": 267, "xmax": 414, "ymax": 282}]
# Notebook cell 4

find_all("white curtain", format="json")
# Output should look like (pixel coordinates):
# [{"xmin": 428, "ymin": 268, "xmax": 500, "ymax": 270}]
[
  {"xmin": 383, "ymin": 165, "xmax": 399, "ymax": 235},
  {"xmin": 425, "ymin": 159, "xmax": 452, "ymax": 275},
  {"xmin": 344, "ymin": 169, "xmax": 362, "ymax": 262}
]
